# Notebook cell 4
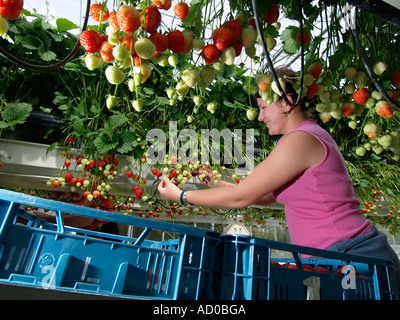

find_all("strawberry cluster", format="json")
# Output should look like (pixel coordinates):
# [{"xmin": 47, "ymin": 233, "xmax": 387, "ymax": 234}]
[{"xmin": 47, "ymin": 151, "xmax": 119, "ymax": 202}]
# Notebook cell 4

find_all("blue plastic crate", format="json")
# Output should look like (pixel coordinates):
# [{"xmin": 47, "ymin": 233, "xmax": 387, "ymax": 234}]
[
  {"xmin": 0, "ymin": 189, "xmax": 220, "ymax": 299},
  {"xmin": 214, "ymin": 234, "xmax": 393, "ymax": 300}
]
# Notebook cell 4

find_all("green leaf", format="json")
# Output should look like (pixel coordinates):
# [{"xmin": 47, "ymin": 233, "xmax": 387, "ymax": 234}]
[
  {"xmin": 281, "ymin": 26, "xmax": 300, "ymax": 55},
  {"xmin": 90, "ymin": 102, "xmax": 101, "ymax": 115},
  {"xmin": 72, "ymin": 118, "xmax": 84, "ymax": 135},
  {"xmin": 0, "ymin": 121, "xmax": 9, "ymax": 129},
  {"xmin": 56, "ymin": 18, "xmax": 79, "ymax": 32},
  {"xmin": 94, "ymin": 134, "xmax": 119, "ymax": 154},
  {"xmin": 38, "ymin": 44, "xmax": 57, "ymax": 61},
  {"xmin": 116, "ymin": 131, "xmax": 136, "ymax": 154},
  {"xmin": 21, "ymin": 35, "xmax": 43, "ymax": 50},
  {"xmin": 1, "ymin": 102, "xmax": 32, "ymax": 125},
  {"xmin": 105, "ymin": 114, "xmax": 128, "ymax": 129}
]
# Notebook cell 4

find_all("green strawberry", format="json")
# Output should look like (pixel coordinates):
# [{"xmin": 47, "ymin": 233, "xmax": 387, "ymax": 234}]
[
  {"xmin": 106, "ymin": 95, "xmax": 118, "ymax": 109},
  {"xmin": 132, "ymin": 99, "xmax": 143, "ymax": 112},
  {"xmin": 199, "ymin": 66, "xmax": 215, "ymax": 87},
  {"xmin": 246, "ymin": 108, "xmax": 257, "ymax": 121},
  {"xmin": 105, "ymin": 65, "xmax": 125, "ymax": 85},
  {"xmin": 176, "ymin": 81, "xmax": 189, "ymax": 96},
  {"xmin": 220, "ymin": 46, "xmax": 236, "ymax": 65},
  {"xmin": 193, "ymin": 38, "xmax": 205, "ymax": 51},
  {"xmin": 207, "ymin": 102, "xmax": 217, "ymax": 114},
  {"xmin": 113, "ymin": 45, "xmax": 130, "ymax": 61},
  {"xmin": 168, "ymin": 55, "xmax": 178, "ymax": 67},
  {"xmin": 193, "ymin": 95, "xmax": 203, "ymax": 106},
  {"xmin": 166, "ymin": 87, "xmax": 176, "ymax": 99},
  {"xmin": 134, "ymin": 37, "xmax": 156, "ymax": 59},
  {"xmin": 85, "ymin": 54, "xmax": 101, "ymax": 70},
  {"xmin": 245, "ymin": 45, "xmax": 256, "ymax": 58},
  {"xmin": 181, "ymin": 69, "xmax": 199, "ymax": 87},
  {"xmin": 0, "ymin": 16, "xmax": 9, "ymax": 35},
  {"xmin": 187, "ymin": 115, "xmax": 194, "ymax": 123}
]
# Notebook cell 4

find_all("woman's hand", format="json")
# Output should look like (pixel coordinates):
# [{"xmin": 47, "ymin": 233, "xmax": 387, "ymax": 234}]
[
  {"xmin": 199, "ymin": 165, "xmax": 219, "ymax": 188},
  {"xmin": 157, "ymin": 176, "xmax": 182, "ymax": 202}
]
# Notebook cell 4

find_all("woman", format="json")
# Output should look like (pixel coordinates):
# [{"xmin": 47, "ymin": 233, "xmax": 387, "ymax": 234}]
[{"xmin": 157, "ymin": 66, "xmax": 400, "ymax": 299}]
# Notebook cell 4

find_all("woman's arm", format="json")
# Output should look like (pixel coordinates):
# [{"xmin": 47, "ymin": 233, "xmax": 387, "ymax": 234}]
[{"xmin": 158, "ymin": 131, "xmax": 324, "ymax": 209}]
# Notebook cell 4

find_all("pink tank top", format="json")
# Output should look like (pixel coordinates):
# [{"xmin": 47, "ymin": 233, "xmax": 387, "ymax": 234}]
[{"xmin": 272, "ymin": 119, "xmax": 373, "ymax": 250}]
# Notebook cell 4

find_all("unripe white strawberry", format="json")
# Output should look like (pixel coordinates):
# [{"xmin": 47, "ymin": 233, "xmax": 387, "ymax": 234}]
[
  {"xmin": 246, "ymin": 108, "xmax": 257, "ymax": 121},
  {"xmin": 271, "ymin": 79, "xmax": 285, "ymax": 96},
  {"xmin": 265, "ymin": 36, "xmax": 276, "ymax": 51},
  {"xmin": 200, "ymin": 66, "xmax": 215, "ymax": 86},
  {"xmin": 193, "ymin": 95, "xmax": 203, "ymax": 106},
  {"xmin": 207, "ymin": 102, "xmax": 217, "ymax": 114},
  {"xmin": 187, "ymin": 115, "xmax": 194, "ymax": 123},
  {"xmin": 353, "ymin": 71, "xmax": 367, "ymax": 88},
  {"xmin": 176, "ymin": 81, "xmax": 190, "ymax": 96},
  {"xmin": 245, "ymin": 45, "xmax": 256, "ymax": 58},
  {"xmin": 168, "ymin": 55, "xmax": 178, "ymax": 67},
  {"xmin": 105, "ymin": 65, "xmax": 125, "ymax": 85},
  {"xmin": 373, "ymin": 61, "xmax": 387, "ymax": 76},
  {"xmin": 85, "ymin": 54, "xmax": 101, "ymax": 70},
  {"xmin": 106, "ymin": 95, "xmax": 118, "ymax": 109},
  {"xmin": 182, "ymin": 69, "xmax": 199, "ymax": 87},
  {"xmin": 220, "ymin": 46, "xmax": 236, "ymax": 65},
  {"xmin": 166, "ymin": 87, "xmax": 176, "ymax": 99},
  {"xmin": 157, "ymin": 55, "xmax": 168, "ymax": 66},
  {"xmin": 0, "ymin": 16, "xmax": 9, "ymax": 36},
  {"xmin": 113, "ymin": 45, "xmax": 130, "ymax": 61},
  {"xmin": 134, "ymin": 37, "xmax": 156, "ymax": 59},
  {"xmin": 193, "ymin": 38, "xmax": 205, "ymax": 51},
  {"xmin": 132, "ymin": 99, "xmax": 143, "ymax": 112},
  {"xmin": 241, "ymin": 26, "xmax": 257, "ymax": 47},
  {"xmin": 344, "ymin": 67, "xmax": 357, "ymax": 79}
]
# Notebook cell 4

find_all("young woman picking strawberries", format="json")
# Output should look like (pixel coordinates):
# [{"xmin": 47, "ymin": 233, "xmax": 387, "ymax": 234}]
[{"xmin": 157, "ymin": 66, "xmax": 400, "ymax": 299}]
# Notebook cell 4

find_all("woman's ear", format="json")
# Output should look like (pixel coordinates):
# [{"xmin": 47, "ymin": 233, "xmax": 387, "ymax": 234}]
[{"xmin": 282, "ymin": 95, "xmax": 294, "ymax": 112}]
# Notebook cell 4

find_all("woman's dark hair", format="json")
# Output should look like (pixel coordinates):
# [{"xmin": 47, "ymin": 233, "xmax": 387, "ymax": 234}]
[{"xmin": 255, "ymin": 65, "xmax": 318, "ymax": 119}]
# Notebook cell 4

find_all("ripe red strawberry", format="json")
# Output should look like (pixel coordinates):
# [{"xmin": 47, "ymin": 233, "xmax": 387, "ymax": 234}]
[
  {"xmin": 108, "ymin": 11, "xmax": 119, "ymax": 30},
  {"xmin": 126, "ymin": 170, "xmax": 134, "ymax": 178},
  {"xmin": 89, "ymin": 3, "xmax": 110, "ymax": 22},
  {"xmin": 117, "ymin": 5, "xmax": 141, "ymax": 34},
  {"xmin": 225, "ymin": 19, "xmax": 242, "ymax": 42},
  {"xmin": 67, "ymin": 136, "xmax": 74, "ymax": 144},
  {"xmin": 149, "ymin": 31, "xmax": 168, "ymax": 55},
  {"xmin": 296, "ymin": 31, "xmax": 310, "ymax": 45},
  {"xmin": 100, "ymin": 41, "xmax": 115, "ymax": 62},
  {"xmin": 202, "ymin": 44, "xmax": 220, "ymax": 64},
  {"xmin": 64, "ymin": 161, "xmax": 71, "ymax": 168},
  {"xmin": 141, "ymin": 6, "xmax": 161, "ymax": 33},
  {"xmin": 0, "ymin": 0, "xmax": 23, "ymax": 19},
  {"xmin": 167, "ymin": 29, "xmax": 184, "ymax": 53},
  {"xmin": 79, "ymin": 30, "xmax": 103, "ymax": 53},
  {"xmin": 353, "ymin": 88, "xmax": 370, "ymax": 105},
  {"xmin": 264, "ymin": 2, "xmax": 279, "ymax": 25},
  {"xmin": 133, "ymin": 53, "xmax": 145, "ymax": 66},
  {"xmin": 213, "ymin": 27, "xmax": 233, "ymax": 50},
  {"xmin": 231, "ymin": 39, "xmax": 243, "ymax": 56},
  {"xmin": 174, "ymin": 2, "xmax": 189, "ymax": 20},
  {"xmin": 306, "ymin": 82, "xmax": 318, "ymax": 98},
  {"xmin": 392, "ymin": 71, "xmax": 400, "ymax": 86},
  {"xmin": 64, "ymin": 172, "xmax": 73, "ymax": 182},
  {"xmin": 307, "ymin": 62, "xmax": 323, "ymax": 79}
]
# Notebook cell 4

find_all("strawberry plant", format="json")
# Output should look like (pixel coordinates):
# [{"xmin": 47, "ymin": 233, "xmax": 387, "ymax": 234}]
[{"xmin": 1, "ymin": 0, "xmax": 400, "ymax": 234}]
